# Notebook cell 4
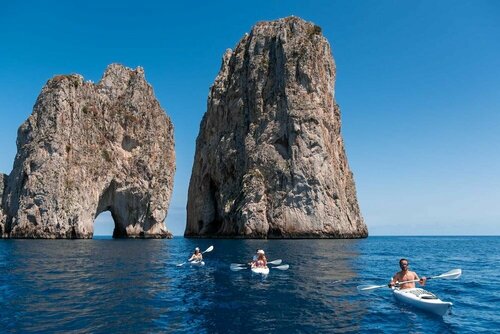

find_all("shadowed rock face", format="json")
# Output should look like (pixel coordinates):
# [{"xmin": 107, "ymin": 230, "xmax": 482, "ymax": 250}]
[
  {"xmin": 1, "ymin": 64, "xmax": 175, "ymax": 238},
  {"xmin": 186, "ymin": 17, "xmax": 368, "ymax": 238},
  {"xmin": 0, "ymin": 173, "xmax": 6, "ymax": 236}
]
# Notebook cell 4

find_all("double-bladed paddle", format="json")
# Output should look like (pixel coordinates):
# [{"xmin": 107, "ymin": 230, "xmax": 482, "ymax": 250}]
[
  {"xmin": 230, "ymin": 259, "xmax": 282, "ymax": 267},
  {"xmin": 356, "ymin": 268, "xmax": 462, "ymax": 292},
  {"xmin": 230, "ymin": 264, "xmax": 290, "ymax": 271}
]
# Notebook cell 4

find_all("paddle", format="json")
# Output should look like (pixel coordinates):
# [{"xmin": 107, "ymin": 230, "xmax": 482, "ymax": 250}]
[
  {"xmin": 273, "ymin": 264, "xmax": 289, "ymax": 270},
  {"xmin": 230, "ymin": 265, "xmax": 248, "ymax": 271},
  {"xmin": 176, "ymin": 245, "xmax": 214, "ymax": 267},
  {"xmin": 230, "ymin": 259, "xmax": 283, "ymax": 267},
  {"xmin": 230, "ymin": 264, "xmax": 290, "ymax": 271},
  {"xmin": 357, "ymin": 268, "xmax": 462, "ymax": 292}
]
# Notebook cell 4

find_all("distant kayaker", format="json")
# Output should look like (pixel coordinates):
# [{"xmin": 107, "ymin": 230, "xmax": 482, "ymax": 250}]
[
  {"xmin": 251, "ymin": 249, "xmax": 267, "ymax": 268},
  {"xmin": 189, "ymin": 247, "xmax": 203, "ymax": 262},
  {"xmin": 389, "ymin": 258, "xmax": 426, "ymax": 289}
]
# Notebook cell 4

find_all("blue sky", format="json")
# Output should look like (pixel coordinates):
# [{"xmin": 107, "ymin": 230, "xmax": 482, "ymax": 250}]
[{"xmin": 1, "ymin": 1, "xmax": 499, "ymax": 236}]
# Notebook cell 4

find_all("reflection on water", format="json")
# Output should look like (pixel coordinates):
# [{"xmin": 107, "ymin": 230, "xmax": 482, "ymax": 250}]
[
  {"xmin": 2, "ymin": 240, "xmax": 174, "ymax": 332},
  {"xmin": 0, "ymin": 238, "xmax": 363, "ymax": 333},
  {"xmin": 169, "ymin": 239, "xmax": 364, "ymax": 333},
  {"xmin": 0, "ymin": 237, "xmax": 498, "ymax": 333}
]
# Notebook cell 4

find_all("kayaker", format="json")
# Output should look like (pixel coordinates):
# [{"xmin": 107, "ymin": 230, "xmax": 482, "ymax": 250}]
[
  {"xmin": 251, "ymin": 250, "xmax": 267, "ymax": 268},
  {"xmin": 389, "ymin": 258, "xmax": 426, "ymax": 289},
  {"xmin": 189, "ymin": 247, "xmax": 203, "ymax": 262}
]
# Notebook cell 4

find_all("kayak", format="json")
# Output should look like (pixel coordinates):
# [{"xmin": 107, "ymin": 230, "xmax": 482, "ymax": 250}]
[
  {"xmin": 392, "ymin": 288, "xmax": 452, "ymax": 316},
  {"xmin": 251, "ymin": 266, "xmax": 269, "ymax": 275},
  {"xmin": 190, "ymin": 260, "xmax": 205, "ymax": 266}
]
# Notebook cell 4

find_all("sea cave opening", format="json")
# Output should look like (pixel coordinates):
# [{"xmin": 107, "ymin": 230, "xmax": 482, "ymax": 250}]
[
  {"xmin": 93, "ymin": 211, "xmax": 115, "ymax": 238},
  {"xmin": 93, "ymin": 181, "xmax": 128, "ymax": 238}
]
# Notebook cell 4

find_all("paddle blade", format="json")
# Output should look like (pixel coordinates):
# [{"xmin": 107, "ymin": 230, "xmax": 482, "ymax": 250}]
[
  {"xmin": 268, "ymin": 259, "xmax": 283, "ymax": 265},
  {"xmin": 356, "ymin": 284, "xmax": 386, "ymax": 292},
  {"xmin": 203, "ymin": 245, "xmax": 214, "ymax": 253},
  {"xmin": 230, "ymin": 263, "xmax": 246, "ymax": 267},
  {"xmin": 273, "ymin": 264, "xmax": 289, "ymax": 270},
  {"xmin": 176, "ymin": 262, "xmax": 186, "ymax": 267},
  {"xmin": 433, "ymin": 268, "xmax": 462, "ymax": 280},
  {"xmin": 230, "ymin": 266, "xmax": 247, "ymax": 271}
]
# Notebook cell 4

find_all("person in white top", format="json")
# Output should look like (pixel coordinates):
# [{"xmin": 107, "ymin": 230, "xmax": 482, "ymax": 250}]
[{"xmin": 251, "ymin": 250, "xmax": 267, "ymax": 268}]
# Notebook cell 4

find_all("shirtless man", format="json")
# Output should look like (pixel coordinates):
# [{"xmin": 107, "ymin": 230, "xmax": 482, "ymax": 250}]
[
  {"xmin": 388, "ymin": 258, "xmax": 426, "ymax": 289},
  {"xmin": 188, "ymin": 247, "xmax": 203, "ymax": 262}
]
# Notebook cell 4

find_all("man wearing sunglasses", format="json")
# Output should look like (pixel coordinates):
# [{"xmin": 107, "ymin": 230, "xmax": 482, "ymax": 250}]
[{"xmin": 388, "ymin": 258, "xmax": 426, "ymax": 289}]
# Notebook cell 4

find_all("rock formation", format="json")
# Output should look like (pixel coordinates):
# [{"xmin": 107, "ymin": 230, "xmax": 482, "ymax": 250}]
[
  {"xmin": 186, "ymin": 17, "xmax": 368, "ymax": 238},
  {"xmin": 0, "ymin": 173, "xmax": 6, "ymax": 236},
  {"xmin": 1, "ymin": 64, "xmax": 175, "ymax": 238}
]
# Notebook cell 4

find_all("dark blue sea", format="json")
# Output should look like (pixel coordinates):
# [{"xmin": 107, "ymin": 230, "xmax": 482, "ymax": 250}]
[{"xmin": 0, "ymin": 236, "xmax": 498, "ymax": 333}]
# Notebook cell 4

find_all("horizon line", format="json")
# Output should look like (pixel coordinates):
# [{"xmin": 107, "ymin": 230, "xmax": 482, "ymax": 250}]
[{"xmin": 91, "ymin": 234, "xmax": 499, "ymax": 238}]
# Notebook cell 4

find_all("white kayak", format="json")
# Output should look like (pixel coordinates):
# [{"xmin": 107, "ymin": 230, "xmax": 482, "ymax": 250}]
[
  {"xmin": 392, "ymin": 288, "xmax": 452, "ymax": 316},
  {"xmin": 190, "ymin": 260, "xmax": 205, "ymax": 266},
  {"xmin": 251, "ymin": 266, "xmax": 269, "ymax": 275}
]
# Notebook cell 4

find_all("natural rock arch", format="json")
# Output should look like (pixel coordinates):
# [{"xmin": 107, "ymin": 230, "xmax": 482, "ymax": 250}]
[
  {"xmin": 94, "ymin": 180, "xmax": 161, "ymax": 238},
  {"xmin": 1, "ymin": 64, "xmax": 175, "ymax": 239}
]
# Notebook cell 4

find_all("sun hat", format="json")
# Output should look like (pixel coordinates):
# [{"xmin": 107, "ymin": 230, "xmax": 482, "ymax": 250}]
[
  {"xmin": 195, "ymin": 247, "xmax": 200, "ymax": 251},
  {"xmin": 257, "ymin": 249, "xmax": 265, "ymax": 255}
]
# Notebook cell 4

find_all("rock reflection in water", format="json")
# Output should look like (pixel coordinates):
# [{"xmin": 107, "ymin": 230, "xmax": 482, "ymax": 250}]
[
  {"xmin": 173, "ymin": 239, "xmax": 365, "ymax": 333},
  {"xmin": 1, "ymin": 238, "xmax": 365, "ymax": 333}
]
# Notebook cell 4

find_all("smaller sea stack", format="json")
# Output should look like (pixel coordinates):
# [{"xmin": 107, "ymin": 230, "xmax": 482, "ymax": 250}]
[{"xmin": 1, "ymin": 64, "xmax": 175, "ymax": 238}]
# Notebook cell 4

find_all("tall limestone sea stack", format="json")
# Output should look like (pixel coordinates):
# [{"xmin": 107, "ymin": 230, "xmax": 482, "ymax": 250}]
[
  {"xmin": 0, "ymin": 64, "xmax": 175, "ymax": 238},
  {"xmin": 186, "ymin": 17, "xmax": 368, "ymax": 238}
]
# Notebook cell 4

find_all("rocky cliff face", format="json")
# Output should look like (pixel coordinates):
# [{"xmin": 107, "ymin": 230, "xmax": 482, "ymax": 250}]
[
  {"xmin": 1, "ymin": 64, "xmax": 175, "ymax": 238},
  {"xmin": 0, "ymin": 173, "xmax": 6, "ymax": 236},
  {"xmin": 186, "ymin": 17, "xmax": 367, "ymax": 238}
]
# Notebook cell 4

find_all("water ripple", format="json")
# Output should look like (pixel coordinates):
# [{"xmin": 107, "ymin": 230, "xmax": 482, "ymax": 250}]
[{"xmin": 0, "ymin": 237, "xmax": 498, "ymax": 333}]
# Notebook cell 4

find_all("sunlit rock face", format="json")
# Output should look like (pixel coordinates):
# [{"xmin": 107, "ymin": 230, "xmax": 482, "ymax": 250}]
[
  {"xmin": 186, "ymin": 17, "xmax": 367, "ymax": 238},
  {"xmin": 2, "ymin": 64, "xmax": 175, "ymax": 238}
]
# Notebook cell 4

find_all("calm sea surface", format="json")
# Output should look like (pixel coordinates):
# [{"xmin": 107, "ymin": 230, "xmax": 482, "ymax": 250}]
[{"xmin": 0, "ymin": 236, "xmax": 498, "ymax": 333}]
